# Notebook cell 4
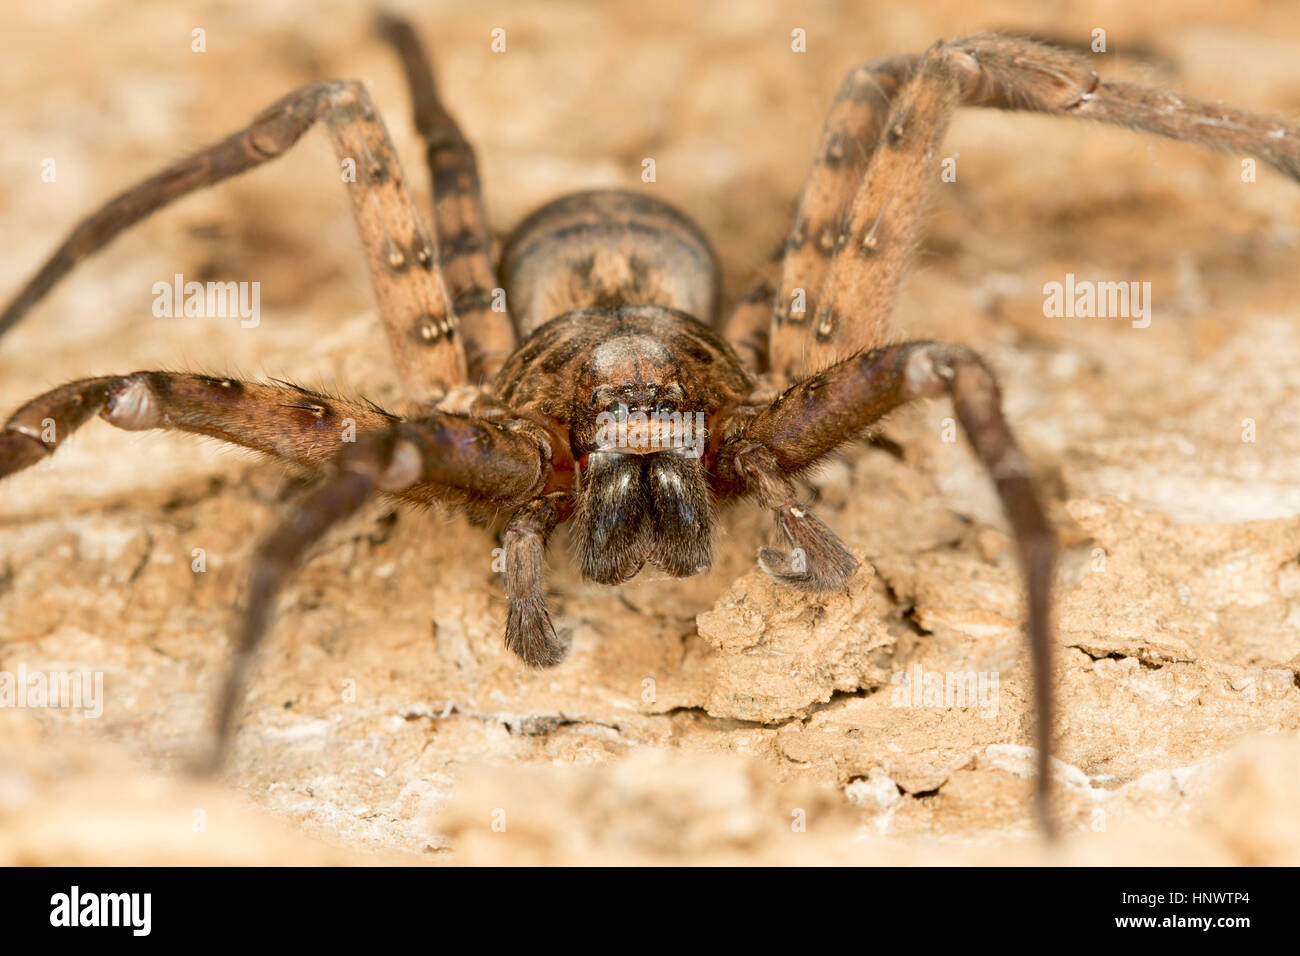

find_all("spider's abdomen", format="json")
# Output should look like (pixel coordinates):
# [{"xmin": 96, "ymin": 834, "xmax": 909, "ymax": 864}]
[{"xmin": 500, "ymin": 189, "xmax": 719, "ymax": 336}]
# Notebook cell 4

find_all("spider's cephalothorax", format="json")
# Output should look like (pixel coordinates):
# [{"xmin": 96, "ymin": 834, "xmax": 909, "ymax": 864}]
[
  {"xmin": 4, "ymin": 15, "xmax": 1298, "ymax": 833},
  {"xmin": 493, "ymin": 190, "xmax": 754, "ymax": 589}
]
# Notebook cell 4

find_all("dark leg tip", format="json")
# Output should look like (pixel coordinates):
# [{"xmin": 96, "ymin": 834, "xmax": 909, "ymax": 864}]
[
  {"xmin": 0, "ymin": 430, "xmax": 51, "ymax": 480},
  {"xmin": 506, "ymin": 599, "xmax": 571, "ymax": 668},
  {"xmin": 758, "ymin": 545, "xmax": 858, "ymax": 592},
  {"xmin": 761, "ymin": 505, "xmax": 859, "ymax": 592}
]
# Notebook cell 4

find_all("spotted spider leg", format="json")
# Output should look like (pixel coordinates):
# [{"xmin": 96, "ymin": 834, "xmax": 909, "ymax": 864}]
[
  {"xmin": 0, "ymin": 79, "xmax": 467, "ymax": 399},
  {"xmin": 377, "ymin": 13, "xmax": 517, "ymax": 382},
  {"xmin": 0, "ymin": 373, "xmax": 397, "ymax": 480},
  {"xmin": 720, "ymin": 243, "xmax": 782, "ymax": 375},
  {"xmin": 770, "ymin": 34, "xmax": 1300, "ymax": 376}
]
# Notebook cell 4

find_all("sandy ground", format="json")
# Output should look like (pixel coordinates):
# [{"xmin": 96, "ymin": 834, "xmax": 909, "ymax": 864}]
[{"xmin": 2, "ymin": 0, "xmax": 1300, "ymax": 865}]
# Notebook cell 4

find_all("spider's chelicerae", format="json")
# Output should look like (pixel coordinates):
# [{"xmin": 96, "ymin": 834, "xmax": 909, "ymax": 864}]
[{"xmin": 3, "ymin": 15, "xmax": 1298, "ymax": 834}]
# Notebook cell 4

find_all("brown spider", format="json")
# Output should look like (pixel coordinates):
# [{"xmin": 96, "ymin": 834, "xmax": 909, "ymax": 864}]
[{"xmin": 2, "ymin": 15, "xmax": 1297, "ymax": 836}]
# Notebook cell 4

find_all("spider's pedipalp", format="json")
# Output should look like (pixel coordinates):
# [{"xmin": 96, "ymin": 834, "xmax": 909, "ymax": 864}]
[
  {"xmin": 717, "ymin": 440, "xmax": 858, "ymax": 592},
  {"xmin": 503, "ymin": 496, "xmax": 568, "ymax": 667}
]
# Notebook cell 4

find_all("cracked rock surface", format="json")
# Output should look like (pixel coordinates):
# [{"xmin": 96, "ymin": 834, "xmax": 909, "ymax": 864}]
[{"xmin": 2, "ymin": 0, "xmax": 1300, "ymax": 863}]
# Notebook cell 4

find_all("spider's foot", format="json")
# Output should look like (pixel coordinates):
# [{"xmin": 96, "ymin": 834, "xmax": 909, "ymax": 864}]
[
  {"xmin": 758, "ymin": 545, "xmax": 858, "ymax": 592},
  {"xmin": 506, "ymin": 598, "xmax": 571, "ymax": 668},
  {"xmin": 760, "ymin": 505, "xmax": 859, "ymax": 592}
]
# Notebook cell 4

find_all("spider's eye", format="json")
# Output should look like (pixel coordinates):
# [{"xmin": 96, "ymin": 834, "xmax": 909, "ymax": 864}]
[
  {"xmin": 610, "ymin": 402, "xmax": 630, "ymax": 422},
  {"xmin": 654, "ymin": 400, "xmax": 677, "ymax": 417}
]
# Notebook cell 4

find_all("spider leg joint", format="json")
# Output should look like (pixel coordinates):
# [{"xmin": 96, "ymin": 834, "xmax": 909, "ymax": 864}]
[{"xmin": 102, "ymin": 375, "xmax": 165, "ymax": 431}]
